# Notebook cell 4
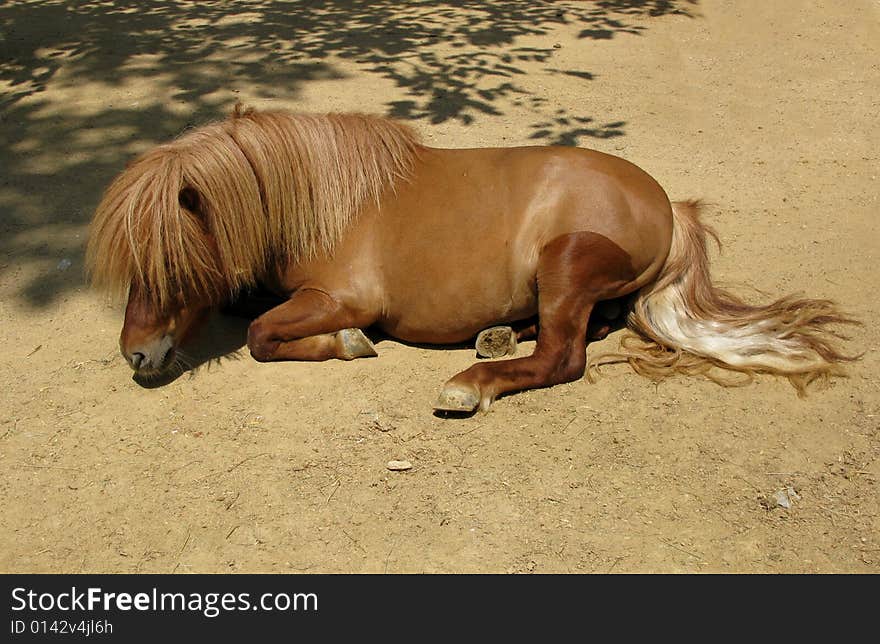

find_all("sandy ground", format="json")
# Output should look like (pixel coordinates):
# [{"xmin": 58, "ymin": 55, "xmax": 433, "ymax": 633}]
[{"xmin": 1, "ymin": 0, "xmax": 878, "ymax": 573}]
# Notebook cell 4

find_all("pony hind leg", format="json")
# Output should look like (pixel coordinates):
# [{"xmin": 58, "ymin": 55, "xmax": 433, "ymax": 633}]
[
  {"xmin": 436, "ymin": 232, "xmax": 637, "ymax": 413},
  {"xmin": 474, "ymin": 297, "xmax": 629, "ymax": 358}
]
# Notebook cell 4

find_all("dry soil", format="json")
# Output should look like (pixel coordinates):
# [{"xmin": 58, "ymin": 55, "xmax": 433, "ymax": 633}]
[{"xmin": 1, "ymin": 0, "xmax": 878, "ymax": 573}]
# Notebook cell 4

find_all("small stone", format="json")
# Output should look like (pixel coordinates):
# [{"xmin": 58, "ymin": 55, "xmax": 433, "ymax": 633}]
[
  {"xmin": 773, "ymin": 490, "xmax": 792, "ymax": 509},
  {"xmin": 387, "ymin": 460, "xmax": 412, "ymax": 471},
  {"xmin": 765, "ymin": 488, "xmax": 799, "ymax": 510},
  {"xmin": 364, "ymin": 410, "xmax": 394, "ymax": 432},
  {"xmin": 56, "ymin": 258, "xmax": 72, "ymax": 271}
]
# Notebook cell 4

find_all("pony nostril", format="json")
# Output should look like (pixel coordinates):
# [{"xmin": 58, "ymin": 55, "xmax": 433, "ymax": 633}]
[{"xmin": 130, "ymin": 352, "xmax": 146, "ymax": 370}]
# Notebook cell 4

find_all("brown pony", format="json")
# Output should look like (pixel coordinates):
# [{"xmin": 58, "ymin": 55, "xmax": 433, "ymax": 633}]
[{"xmin": 87, "ymin": 106, "xmax": 857, "ymax": 412}]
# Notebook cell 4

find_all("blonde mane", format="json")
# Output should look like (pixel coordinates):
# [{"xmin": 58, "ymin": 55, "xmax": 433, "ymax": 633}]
[{"xmin": 86, "ymin": 106, "xmax": 420, "ymax": 307}]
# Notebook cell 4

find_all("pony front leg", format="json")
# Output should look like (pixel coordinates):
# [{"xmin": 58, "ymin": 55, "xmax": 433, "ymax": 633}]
[
  {"xmin": 247, "ymin": 288, "xmax": 378, "ymax": 362},
  {"xmin": 252, "ymin": 330, "xmax": 377, "ymax": 362}
]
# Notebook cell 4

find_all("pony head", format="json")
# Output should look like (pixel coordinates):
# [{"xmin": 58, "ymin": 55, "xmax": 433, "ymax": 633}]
[
  {"xmin": 86, "ymin": 116, "xmax": 270, "ymax": 376},
  {"xmin": 86, "ymin": 106, "xmax": 419, "ymax": 377}
]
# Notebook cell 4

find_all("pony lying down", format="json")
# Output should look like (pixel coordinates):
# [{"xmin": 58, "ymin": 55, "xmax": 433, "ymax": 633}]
[{"xmin": 87, "ymin": 106, "xmax": 857, "ymax": 413}]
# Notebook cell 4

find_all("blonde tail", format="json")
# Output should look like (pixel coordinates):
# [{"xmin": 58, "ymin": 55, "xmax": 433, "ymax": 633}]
[{"xmin": 605, "ymin": 200, "xmax": 859, "ymax": 394}]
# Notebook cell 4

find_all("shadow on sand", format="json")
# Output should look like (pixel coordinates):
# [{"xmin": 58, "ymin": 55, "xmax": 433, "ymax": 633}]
[{"xmin": 2, "ymin": 1, "xmax": 697, "ymax": 379}]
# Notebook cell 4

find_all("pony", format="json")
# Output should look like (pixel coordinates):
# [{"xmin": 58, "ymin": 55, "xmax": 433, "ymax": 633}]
[{"xmin": 86, "ymin": 105, "xmax": 857, "ymax": 412}]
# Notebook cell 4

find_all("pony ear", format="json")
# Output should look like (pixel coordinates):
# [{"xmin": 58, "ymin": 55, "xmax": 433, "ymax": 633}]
[{"xmin": 178, "ymin": 186, "xmax": 203, "ymax": 218}]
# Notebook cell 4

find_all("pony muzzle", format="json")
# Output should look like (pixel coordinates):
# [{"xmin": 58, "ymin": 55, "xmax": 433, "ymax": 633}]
[{"xmin": 121, "ymin": 334, "xmax": 176, "ymax": 375}]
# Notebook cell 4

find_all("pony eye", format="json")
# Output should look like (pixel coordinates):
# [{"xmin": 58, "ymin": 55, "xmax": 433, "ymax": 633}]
[{"xmin": 178, "ymin": 187, "xmax": 201, "ymax": 215}]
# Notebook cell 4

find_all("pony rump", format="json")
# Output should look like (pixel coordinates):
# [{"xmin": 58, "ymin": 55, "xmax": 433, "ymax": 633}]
[{"xmin": 86, "ymin": 106, "xmax": 421, "ymax": 308}]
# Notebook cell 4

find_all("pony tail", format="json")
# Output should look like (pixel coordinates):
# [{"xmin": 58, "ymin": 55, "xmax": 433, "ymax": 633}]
[{"xmin": 598, "ymin": 200, "xmax": 860, "ymax": 395}]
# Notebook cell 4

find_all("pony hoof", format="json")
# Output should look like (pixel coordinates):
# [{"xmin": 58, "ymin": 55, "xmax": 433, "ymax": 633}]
[
  {"xmin": 433, "ymin": 385, "xmax": 480, "ymax": 413},
  {"xmin": 337, "ymin": 328, "xmax": 378, "ymax": 360},
  {"xmin": 475, "ymin": 326, "xmax": 517, "ymax": 358}
]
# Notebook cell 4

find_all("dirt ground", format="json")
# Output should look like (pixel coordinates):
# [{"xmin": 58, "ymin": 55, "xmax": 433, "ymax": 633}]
[{"xmin": 1, "ymin": 0, "xmax": 878, "ymax": 573}]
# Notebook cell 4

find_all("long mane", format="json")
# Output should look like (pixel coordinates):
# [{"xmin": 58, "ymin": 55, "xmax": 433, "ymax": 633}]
[{"xmin": 86, "ymin": 106, "xmax": 421, "ymax": 307}]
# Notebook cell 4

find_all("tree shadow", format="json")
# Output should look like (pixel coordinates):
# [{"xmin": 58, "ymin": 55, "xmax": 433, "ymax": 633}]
[{"xmin": 1, "ymin": 0, "xmax": 698, "ymax": 311}]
